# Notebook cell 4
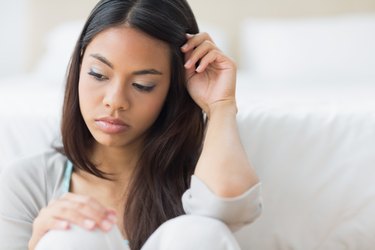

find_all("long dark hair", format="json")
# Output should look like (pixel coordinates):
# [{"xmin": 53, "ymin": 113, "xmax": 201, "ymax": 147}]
[{"xmin": 59, "ymin": 0, "xmax": 204, "ymax": 249}]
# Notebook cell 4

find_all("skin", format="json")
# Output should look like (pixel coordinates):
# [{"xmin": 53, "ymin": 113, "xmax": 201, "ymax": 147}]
[{"xmin": 29, "ymin": 26, "xmax": 259, "ymax": 250}]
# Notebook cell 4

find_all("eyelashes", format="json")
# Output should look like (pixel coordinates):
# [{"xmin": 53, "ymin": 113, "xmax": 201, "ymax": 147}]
[
  {"xmin": 132, "ymin": 83, "xmax": 155, "ymax": 92},
  {"xmin": 88, "ymin": 69, "xmax": 108, "ymax": 81},
  {"xmin": 87, "ymin": 69, "xmax": 155, "ymax": 92}
]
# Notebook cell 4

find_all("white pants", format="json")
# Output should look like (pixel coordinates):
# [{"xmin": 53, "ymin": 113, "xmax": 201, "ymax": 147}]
[{"xmin": 36, "ymin": 215, "xmax": 241, "ymax": 250}]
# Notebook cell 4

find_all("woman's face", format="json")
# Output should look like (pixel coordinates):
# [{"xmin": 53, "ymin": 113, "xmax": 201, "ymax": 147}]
[{"xmin": 79, "ymin": 26, "xmax": 171, "ymax": 149}]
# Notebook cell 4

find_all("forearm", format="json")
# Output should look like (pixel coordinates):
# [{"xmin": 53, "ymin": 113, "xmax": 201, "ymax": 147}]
[{"xmin": 194, "ymin": 101, "xmax": 259, "ymax": 198}]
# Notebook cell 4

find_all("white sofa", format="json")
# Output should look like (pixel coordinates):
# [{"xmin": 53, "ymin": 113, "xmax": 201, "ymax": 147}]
[
  {"xmin": 1, "ymin": 14, "xmax": 375, "ymax": 250},
  {"xmin": 234, "ymin": 14, "xmax": 375, "ymax": 249}
]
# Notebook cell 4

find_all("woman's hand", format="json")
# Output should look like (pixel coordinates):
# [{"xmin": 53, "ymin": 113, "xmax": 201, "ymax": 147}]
[
  {"xmin": 28, "ymin": 193, "xmax": 117, "ymax": 250},
  {"xmin": 181, "ymin": 32, "xmax": 237, "ymax": 118}
]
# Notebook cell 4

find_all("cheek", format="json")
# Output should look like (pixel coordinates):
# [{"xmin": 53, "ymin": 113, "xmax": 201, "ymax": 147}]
[
  {"xmin": 79, "ymin": 75, "xmax": 99, "ymax": 104},
  {"xmin": 78, "ymin": 80, "xmax": 88, "ymax": 110},
  {"xmin": 78, "ymin": 77, "xmax": 97, "ymax": 117},
  {"xmin": 79, "ymin": 73, "xmax": 92, "ymax": 92},
  {"xmin": 152, "ymin": 99, "xmax": 166, "ymax": 117},
  {"xmin": 137, "ymin": 88, "xmax": 169, "ymax": 125}
]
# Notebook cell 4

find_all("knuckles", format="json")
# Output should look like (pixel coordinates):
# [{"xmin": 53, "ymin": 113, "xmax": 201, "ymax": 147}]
[
  {"xmin": 202, "ymin": 39, "xmax": 215, "ymax": 48},
  {"xmin": 200, "ymin": 32, "xmax": 212, "ymax": 41}
]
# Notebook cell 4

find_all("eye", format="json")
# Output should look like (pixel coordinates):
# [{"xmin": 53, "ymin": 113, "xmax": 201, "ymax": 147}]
[
  {"xmin": 132, "ymin": 83, "xmax": 155, "ymax": 92},
  {"xmin": 88, "ymin": 69, "xmax": 108, "ymax": 81}
]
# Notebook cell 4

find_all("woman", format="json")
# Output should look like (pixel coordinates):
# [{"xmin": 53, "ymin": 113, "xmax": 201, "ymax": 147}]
[{"xmin": 0, "ymin": 0, "xmax": 262, "ymax": 249}]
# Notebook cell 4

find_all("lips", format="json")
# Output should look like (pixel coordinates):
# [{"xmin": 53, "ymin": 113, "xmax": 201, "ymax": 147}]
[{"xmin": 94, "ymin": 117, "xmax": 130, "ymax": 134}]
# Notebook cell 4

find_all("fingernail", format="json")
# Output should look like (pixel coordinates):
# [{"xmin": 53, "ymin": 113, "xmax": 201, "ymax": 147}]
[
  {"xmin": 181, "ymin": 44, "xmax": 189, "ymax": 51},
  {"xmin": 83, "ymin": 219, "xmax": 96, "ymax": 229},
  {"xmin": 107, "ymin": 214, "xmax": 117, "ymax": 223},
  {"xmin": 184, "ymin": 59, "xmax": 192, "ymax": 68},
  {"xmin": 57, "ymin": 220, "xmax": 70, "ymax": 229},
  {"xmin": 101, "ymin": 220, "xmax": 113, "ymax": 231},
  {"xmin": 196, "ymin": 65, "xmax": 202, "ymax": 72}
]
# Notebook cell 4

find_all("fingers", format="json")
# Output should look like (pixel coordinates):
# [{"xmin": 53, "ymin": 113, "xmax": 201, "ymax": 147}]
[
  {"xmin": 41, "ymin": 193, "xmax": 117, "ymax": 233},
  {"xmin": 194, "ymin": 50, "xmax": 222, "ymax": 73},
  {"xmin": 181, "ymin": 32, "xmax": 222, "ymax": 73},
  {"xmin": 184, "ymin": 40, "xmax": 215, "ymax": 69},
  {"xmin": 48, "ymin": 218, "xmax": 71, "ymax": 230},
  {"xmin": 61, "ymin": 192, "xmax": 112, "ymax": 221},
  {"xmin": 50, "ymin": 193, "xmax": 117, "ymax": 231},
  {"xmin": 181, "ymin": 32, "xmax": 214, "ymax": 53},
  {"xmin": 30, "ymin": 194, "xmax": 118, "ymax": 250}
]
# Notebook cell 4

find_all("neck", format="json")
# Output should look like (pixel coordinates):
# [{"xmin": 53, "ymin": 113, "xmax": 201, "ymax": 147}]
[
  {"xmin": 94, "ymin": 142, "xmax": 140, "ymax": 179},
  {"xmin": 75, "ymin": 142, "xmax": 141, "ymax": 190}
]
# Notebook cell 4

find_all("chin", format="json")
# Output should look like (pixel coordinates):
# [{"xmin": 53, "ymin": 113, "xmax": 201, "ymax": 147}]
[
  {"xmin": 97, "ymin": 138, "xmax": 127, "ymax": 148},
  {"xmin": 94, "ymin": 134, "xmax": 141, "ymax": 149}
]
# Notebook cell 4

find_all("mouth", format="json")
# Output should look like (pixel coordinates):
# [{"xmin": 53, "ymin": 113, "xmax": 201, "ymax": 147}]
[{"xmin": 94, "ymin": 117, "xmax": 130, "ymax": 134}]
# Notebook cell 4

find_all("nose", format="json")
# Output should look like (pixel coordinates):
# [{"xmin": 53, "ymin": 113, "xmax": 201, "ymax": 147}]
[{"xmin": 102, "ymin": 81, "xmax": 130, "ymax": 112}]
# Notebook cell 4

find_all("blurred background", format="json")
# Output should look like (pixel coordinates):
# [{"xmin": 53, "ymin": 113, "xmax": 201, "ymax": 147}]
[{"xmin": 1, "ymin": 0, "xmax": 375, "ymax": 78}]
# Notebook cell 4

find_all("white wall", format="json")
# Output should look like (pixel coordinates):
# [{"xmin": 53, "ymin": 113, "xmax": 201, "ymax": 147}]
[
  {"xmin": 187, "ymin": 0, "xmax": 375, "ymax": 64},
  {"xmin": 1, "ymin": 0, "xmax": 375, "ymax": 77},
  {"xmin": 0, "ymin": 0, "xmax": 28, "ymax": 77}
]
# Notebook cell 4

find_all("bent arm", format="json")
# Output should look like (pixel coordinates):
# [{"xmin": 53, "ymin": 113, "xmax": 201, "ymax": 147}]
[{"xmin": 194, "ymin": 101, "xmax": 259, "ymax": 198}]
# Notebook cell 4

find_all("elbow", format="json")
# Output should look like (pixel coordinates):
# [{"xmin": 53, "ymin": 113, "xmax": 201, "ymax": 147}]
[{"xmin": 213, "ymin": 177, "xmax": 260, "ymax": 198}]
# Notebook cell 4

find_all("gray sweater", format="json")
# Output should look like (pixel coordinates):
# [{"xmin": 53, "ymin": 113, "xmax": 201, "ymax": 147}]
[{"xmin": 0, "ymin": 150, "xmax": 262, "ymax": 250}]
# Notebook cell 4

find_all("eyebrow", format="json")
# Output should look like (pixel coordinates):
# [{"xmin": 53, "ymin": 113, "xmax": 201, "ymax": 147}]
[
  {"xmin": 90, "ymin": 53, "xmax": 113, "ymax": 68},
  {"xmin": 132, "ymin": 69, "xmax": 163, "ymax": 75},
  {"xmin": 90, "ymin": 53, "xmax": 163, "ymax": 75}
]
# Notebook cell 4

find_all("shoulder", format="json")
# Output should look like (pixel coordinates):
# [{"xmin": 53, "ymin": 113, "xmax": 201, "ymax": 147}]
[
  {"xmin": 1, "ymin": 149, "xmax": 67, "ymax": 192},
  {"xmin": 0, "ymin": 150, "xmax": 67, "ymax": 219}
]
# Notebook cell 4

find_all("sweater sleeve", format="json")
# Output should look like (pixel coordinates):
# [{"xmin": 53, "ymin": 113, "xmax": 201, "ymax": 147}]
[{"xmin": 181, "ymin": 175, "xmax": 262, "ymax": 232}]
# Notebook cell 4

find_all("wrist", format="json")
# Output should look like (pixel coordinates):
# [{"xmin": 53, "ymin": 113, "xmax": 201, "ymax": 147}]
[{"xmin": 207, "ymin": 100, "xmax": 237, "ymax": 119}]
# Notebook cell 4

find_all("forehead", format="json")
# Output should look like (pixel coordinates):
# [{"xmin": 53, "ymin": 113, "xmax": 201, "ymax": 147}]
[{"xmin": 84, "ymin": 26, "xmax": 171, "ymax": 71}]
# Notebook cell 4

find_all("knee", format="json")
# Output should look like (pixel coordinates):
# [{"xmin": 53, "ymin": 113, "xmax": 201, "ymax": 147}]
[
  {"xmin": 164, "ymin": 214, "xmax": 231, "ymax": 235},
  {"xmin": 144, "ymin": 215, "xmax": 240, "ymax": 250},
  {"xmin": 35, "ymin": 225, "xmax": 126, "ymax": 250}
]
